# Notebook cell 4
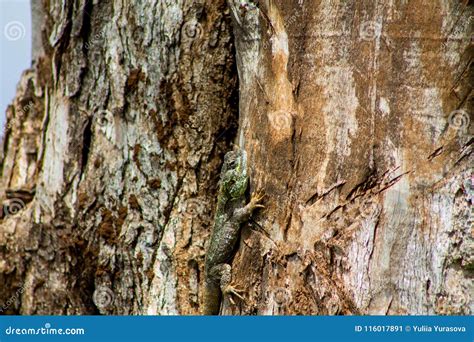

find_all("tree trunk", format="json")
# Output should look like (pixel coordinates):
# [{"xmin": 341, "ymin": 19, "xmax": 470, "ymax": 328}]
[
  {"xmin": 1, "ymin": 0, "xmax": 472, "ymax": 315},
  {"xmin": 1, "ymin": 0, "xmax": 238, "ymax": 315}
]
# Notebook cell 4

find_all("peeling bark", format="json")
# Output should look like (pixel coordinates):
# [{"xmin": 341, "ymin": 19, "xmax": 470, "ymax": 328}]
[
  {"xmin": 1, "ymin": 0, "xmax": 237, "ymax": 315},
  {"xmin": 225, "ymin": 0, "xmax": 473, "ymax": 315}
]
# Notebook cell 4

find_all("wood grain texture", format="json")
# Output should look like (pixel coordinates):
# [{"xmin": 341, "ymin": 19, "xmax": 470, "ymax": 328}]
[{"xmin": 0, "ymin": 0, "xmax": 472, "ymax": 315}]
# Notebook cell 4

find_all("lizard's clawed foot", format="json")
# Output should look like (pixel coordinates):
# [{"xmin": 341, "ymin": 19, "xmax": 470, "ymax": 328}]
[
  {"xmin": 223, "ymin": 284, "xmax": 245, "ymax": 305},
  {"xmin": 250, "ymin": 190, "xmax": 265, "ymax": 209}
]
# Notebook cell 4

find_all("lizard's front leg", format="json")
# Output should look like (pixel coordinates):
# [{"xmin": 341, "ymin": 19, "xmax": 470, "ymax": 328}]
[{"xmin": 234, "ymin": 190, "xmax": 265, "ymax": 223}]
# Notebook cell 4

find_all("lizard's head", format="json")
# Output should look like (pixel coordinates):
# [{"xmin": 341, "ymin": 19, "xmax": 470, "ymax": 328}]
[
  {"xmin": 220, "ymin": 149, "xmax": 248, "ymax": 199},
  {"xmin": 222, "ymin": 150, "xmax": 243, "ymax": 173}
]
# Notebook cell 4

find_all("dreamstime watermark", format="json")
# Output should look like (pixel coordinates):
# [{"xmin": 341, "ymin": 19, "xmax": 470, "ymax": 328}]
[
  {"xmin": 0, "ymin": 281, "xmax": 31, "ymax": 313},
  {"xmin": 5, "ymin": 101, "xmax": 34, "ymax": 131},
  {"xmin": 284, "ymin": 10, "xmax": 302, "ymax": 30},
  {"xmin": 94, "ymin": 109, "xmax": 120, "ymax": 142},
  {"xmin": 5, "ymin": 323, "xmax": 85, "ymax": 336},
  {"xmin": 92, "ymin": 285, "xmax": 114, "ymax": 309},
  {"xmin": 96, "ymin": 109, "xmax": 114, "ymax": 127},
  {"xmin": 182, "ymin": 19, "xmax": 203, "ymax": 40},
  {"xmin": 97, "ymin": 197, "xmax": 118, "ymax": 216},
  {"xmin": 268, "ymin": 110, "xmax": 293, "ymax": 131},
  {"xmin": 464, "ymin": 177, "xmax": 474, "ymax": 202},
  {"xmin": 463, "ymin": 177, "xmax": 474, "ymax": 229},
  {"xmin": 301, "ymin": 51, "xmax": 318, "ymax": 69},
  {"xmin": 183, "ymin": 198, "xmax": 202, "ymax": 219},
  {"xmin": 359, "ymin": 189, "xmax": 412, "ymax": 222},
  {"xmin": 448, "ymin": 109, "xmax": 470, "ymax": 131},
  {"xmin": 359, "ymin": 198, "xmax": 381, "ymax": 219},
  {"xmin": 2, "ymin": 198, "xmax": 26, "ymax": 218},
  {"xmin": 3, "ymin": 21, "xmax": 26, "ymax": 41},
  {"xmin": 274, "ymin": 287, "xmax": 292, "ymax": 306},
  {"xmin": 359, "ymin": 21, "xmax": 382, "ymax": 41},
  {"xmin": 84, "ymin": 29, "xmax": 106, "ymax": 50}
]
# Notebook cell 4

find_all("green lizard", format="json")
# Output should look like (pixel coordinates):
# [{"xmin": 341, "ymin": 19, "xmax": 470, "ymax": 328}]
[{"xmin": 202, "ymin": 149, "xmax": 264, "ymax": 315}]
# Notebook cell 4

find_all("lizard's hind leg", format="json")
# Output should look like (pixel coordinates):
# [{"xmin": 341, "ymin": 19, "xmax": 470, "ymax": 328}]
[{"xmin": 213, "ymin": 264, "xmax": 245, "ymax": 305}]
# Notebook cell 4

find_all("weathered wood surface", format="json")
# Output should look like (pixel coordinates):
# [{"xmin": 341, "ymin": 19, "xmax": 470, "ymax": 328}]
[{"xmin": 1, "ymin": 0, "xmax": 472, "ymax": 315}]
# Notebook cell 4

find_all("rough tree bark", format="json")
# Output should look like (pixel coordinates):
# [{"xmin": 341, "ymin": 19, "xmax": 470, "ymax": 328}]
[
  {"xmin": 1, "ymin": 0, "xmax": 472, "ymax": 315},
  {"xmin": 1, "ymin": 0, "xmax": 238, "ymax": 315}
]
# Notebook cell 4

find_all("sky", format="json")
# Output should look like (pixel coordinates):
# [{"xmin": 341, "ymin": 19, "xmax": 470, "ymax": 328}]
[{"xmin": 0, "ymin": 0, "xmax": 32, "ymax": 137}]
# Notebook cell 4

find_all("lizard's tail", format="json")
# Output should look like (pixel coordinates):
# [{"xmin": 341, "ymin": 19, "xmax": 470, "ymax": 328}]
[{"xmin": 201, "ymin": 282, "xmax": 221, "ymax": 315}]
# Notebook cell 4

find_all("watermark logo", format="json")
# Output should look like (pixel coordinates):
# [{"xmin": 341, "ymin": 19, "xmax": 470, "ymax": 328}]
[
  {"xmin": 359, "ymin": 21, "xmax": 381, "ymax": 41},
  {"xmin": 92, "ymin": 286, "xmax": 114, "ymax": 309},
  {"xmin": 96, "ymin": 109, "xmax": 114, "ymax": 127},
  {"xmin": 448, "ymin": 109, "xmax": 470, "ymax": 131},
  {"xmin": 183, "ymin": 198, "xmax": 202, "ymax": 219},
  {"xmin": 268, "ymin": 110, "xmax": 293, "ymax": 131},
  {"xmin": 3, "ymin": 198, "xmax": 26, "ymax": 217},
  {"xmin": 182, "ymin": 20, "xmax": 203, "ymax": 40},
  {"xmin": 274, "ymin": 287, "xmax": 291, "ymax": 306},
  {"xmin": 5, "ymin": 101, "xmax": 34, "ymax": 131},
  {"xmin": 5, "ymin": 322, "xmax": 85, "ymax": 336},
  {"xmin": 0, "ymin": 281, "xmax": 31, "ymax": 313},
  {"xmin": 84, "ymin": 30, "xmax": 106, "ymax": 50},
  {"xmin": 4, "ymin": 21, "xmax": 26, "ymax": 41},
  {"xmin": 359, "ymin": 198, "xmax": 380, "ymax": 219},
  {"xmin": 302, "ymin": 52, "xmax": 317, "ymax": 69}
]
